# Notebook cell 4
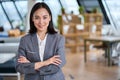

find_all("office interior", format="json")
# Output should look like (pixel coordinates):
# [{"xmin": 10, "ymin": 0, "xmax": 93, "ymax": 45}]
[{"xmin": 0, "ymin": 0, "xmax": 120, "ymax": 80}]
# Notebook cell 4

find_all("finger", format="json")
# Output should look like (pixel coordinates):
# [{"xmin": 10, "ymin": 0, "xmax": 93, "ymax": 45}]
[
  {"xmin": 55, "ymin": 60, "xmax": 61, "ymax": 64},
  {"xmin": 53, "ymin": 60, "xmax": 62, "ymax": 65},
  {"xmin": 55, "ymin": 59, "xmax": 62, "ymax": 63},
  {"xmin": 18, "ymin": 58, "xmax": 23, "ymax": 62},
  {"xmin": 19, "ymin": 58, "xmax": 24, "ymax": 61},
  {"xmin": 18, "ymin": 58, "xmax": 24, "ymax": 62},
  {"xmin": 18, "ymin": 58, "xmax": 20, "ymax": 60},
  {"xmin": 53, "ymin": 59, "xmax": 62, "ymax": 65},
  {"xmin": 18, "ymin": 58, "xmax": 24, "ymax": 61},
  {"xmin": 18, "ymin": 61, "xmax": 26, "ymax": 63},
  {"xmin": 18, "ymin": 59, "xmax": 29, "ymax": 63},
  {"xmin": 18, "ymin": 58, "xmax": 27, "ymax": 62},
  {"xmin": 18, "ymin": 59, "xmax": 21, "ymax": 62},
  {"xmin": 20, "ymin": 56, "xmax": 27, "ymax": 60},
  {"xmin": 52, "ymin": 62, "xmax": 59, "ymax": 65}
]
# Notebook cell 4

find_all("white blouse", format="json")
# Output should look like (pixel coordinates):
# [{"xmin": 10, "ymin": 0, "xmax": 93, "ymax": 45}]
[{"xmin": 37, "ymin": 33, "xmax": 47, "ymax": 61}]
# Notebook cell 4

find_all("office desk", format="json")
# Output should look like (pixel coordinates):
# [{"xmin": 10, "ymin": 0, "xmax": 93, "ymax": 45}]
[
  {"xmin": 84, "ymin": 36, "xmax": 120, "ymax": 66},
  {"xmin": 0, "ymin": 53, "xmax": 16, "ymax": 64},
  {"xmin": 0, "ymin": 53, "xmax": 20, "ymax": 80},
  {"xmin": 0, "ymin": 43, "xmax": 19, "ymax": 53}
]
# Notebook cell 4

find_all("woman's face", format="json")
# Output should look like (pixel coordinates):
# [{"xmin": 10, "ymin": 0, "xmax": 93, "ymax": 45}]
[{"xmin": 32, "ymin": 8, "xmax": 51, "ymax": 32}]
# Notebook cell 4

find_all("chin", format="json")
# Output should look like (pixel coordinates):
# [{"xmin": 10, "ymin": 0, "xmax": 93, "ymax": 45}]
[{"xmin": 38, "ymin": 29, "xmax": 45, "ymax": 32}]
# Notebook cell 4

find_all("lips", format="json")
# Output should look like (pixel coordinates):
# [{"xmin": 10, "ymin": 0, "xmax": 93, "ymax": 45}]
[
  {"xmin": 38, "ymin": 25, "xmax": 43, "ymax": 28},
  {"xmin": 38, "ymin": 26, "xmax": 43, "ymax": 28}
]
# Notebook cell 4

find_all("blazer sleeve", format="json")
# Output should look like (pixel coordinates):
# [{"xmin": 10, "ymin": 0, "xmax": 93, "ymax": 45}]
[
  {"xmin": 38, "ymin": 35, "xmax": 66, "ymax": 75},
  {"xmin": 56, "ymin": 35, "xmax": 66, "ymax": 68},
  {"xmin": 15, "ymin": 37, "xmax": 37, "ymax": 74}
]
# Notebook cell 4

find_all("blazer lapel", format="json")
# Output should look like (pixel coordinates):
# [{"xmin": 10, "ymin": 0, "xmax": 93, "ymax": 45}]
[
  {"xmin": 44, "ymin": 34, "xmax": 53, "ymax": 60},
  {"xmin": 31, "ymin": 33, "xmax": 40, "ymax": 61}
]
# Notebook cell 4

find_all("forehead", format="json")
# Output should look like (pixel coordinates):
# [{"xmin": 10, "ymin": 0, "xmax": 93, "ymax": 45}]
[{"xmin": 33, "ymin": 8, "xmax": 49, "ymax": 16}]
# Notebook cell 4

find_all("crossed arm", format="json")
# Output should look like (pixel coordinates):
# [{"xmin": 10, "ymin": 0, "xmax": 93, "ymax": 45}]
[
  {"xmin": 18, "ymin": 55, "xmax": 61, "ymax": 70},
  {"xmin": 16, "ymin": 36, "xmax": 66, "ymax": 75}
]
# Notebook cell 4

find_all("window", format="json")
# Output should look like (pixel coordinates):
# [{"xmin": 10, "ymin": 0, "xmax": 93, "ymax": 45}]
[
  {"xmin": 60, "ymin": 0, "xmax": 79, "ymax": 14},
  {"xmin": 0, "ymin": 0, "xmax": 27, "ymax": 32},
  {"xmin": 103, "ymin": 0, "xmax": 120, "ymax": 31},
  {"xmin": 0, "ymin": 4, "xmax": 11, "ymax": 31}
]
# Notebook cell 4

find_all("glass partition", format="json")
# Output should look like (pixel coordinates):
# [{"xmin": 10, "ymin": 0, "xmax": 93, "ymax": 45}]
[
  {"xmin": 0, "ymin": 0, "xmax": 28, "ymax": 32},
  {"xmin": 2, "ymin": 2, "xmax": 21, "ymax": 29},
  {"xmin": 15, "ymin": 1, "xmax": 28, "ymax": 19},
  {"xmin": 0, "ymin": 5, "xmax": 11, "ymax": 31},
  {"xmin": 77, "ymin": 0, "xmax": 108, "ymax": 24},
  {"xmin": 103, "ymin": 0, "xmax": 120, "ymax": 34},
  {"xmin": 60, "ymin": 0, "xmax": 79, "ymax": 14}
]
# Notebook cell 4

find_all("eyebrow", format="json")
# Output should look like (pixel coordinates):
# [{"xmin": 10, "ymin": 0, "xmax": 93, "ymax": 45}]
[
  {"xmin": 34, "ymin": 14, "xmax": 49, "ymax": 17},
  {"xmin": 43, "ymin": 15, "xmax": 49, "ymax": 17}
]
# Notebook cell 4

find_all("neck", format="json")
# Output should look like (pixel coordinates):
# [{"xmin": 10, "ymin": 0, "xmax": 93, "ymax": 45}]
[{"xmin": 37, "ymin": 31, "xmax": 47, "ymax": 40}]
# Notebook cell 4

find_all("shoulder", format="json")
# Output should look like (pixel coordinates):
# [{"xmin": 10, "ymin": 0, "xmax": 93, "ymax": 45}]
[
  {"xmin": 21, "ymin": 33, "xmax": 30, "ymax": 39},
  {"xmin": 20, "ymin": 33, "xmax": 35, "ymax": 41}
]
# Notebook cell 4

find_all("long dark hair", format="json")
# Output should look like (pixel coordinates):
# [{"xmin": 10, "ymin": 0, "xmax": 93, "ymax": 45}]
[{"xmin": 29, "ymin": 2, "xmax": 57, "ymax": 34}]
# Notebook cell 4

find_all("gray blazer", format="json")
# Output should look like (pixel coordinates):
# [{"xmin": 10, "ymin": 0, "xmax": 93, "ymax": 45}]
[{"xmin": 16, "ymin": 33, "xmax": 66, "ymax": 80}]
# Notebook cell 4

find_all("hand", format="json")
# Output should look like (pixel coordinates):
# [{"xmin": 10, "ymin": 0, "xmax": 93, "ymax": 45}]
[
  {"xmin": 34, "ymin": 55, "xmax": 62, "ymax": 70},
  {"xmin": 18, "ymin": 56, "xmax": 30, "ymax": 63},
  {"xmin": 45, "ymin": 55, "xmax": 62, "ymax": 66}
]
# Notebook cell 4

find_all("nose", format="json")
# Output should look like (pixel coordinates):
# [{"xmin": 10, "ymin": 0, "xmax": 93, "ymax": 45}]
[{"xmin": 39, "ymin": 19, "xmax": 43, "ymax": 24}]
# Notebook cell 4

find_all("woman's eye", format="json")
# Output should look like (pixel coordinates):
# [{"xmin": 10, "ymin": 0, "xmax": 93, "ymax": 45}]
[
  {"xmin": 35, "ymin": 17, "xmax": 39, "ymax": 19},
  {"xmin": 43, "ymin": 17, "xmax": 47, "ymax": 19}
]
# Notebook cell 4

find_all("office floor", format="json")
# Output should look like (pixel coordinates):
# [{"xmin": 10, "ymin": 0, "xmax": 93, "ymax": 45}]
[
  {"xmin": 63, "ymin": 49, "xmax": 120, "ymax": 80},
  {"xmin": 3, "ymin": 49, "xmax": 120, "ymax": 80}
]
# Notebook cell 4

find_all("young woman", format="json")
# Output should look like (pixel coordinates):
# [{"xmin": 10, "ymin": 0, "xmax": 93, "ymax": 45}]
[{"xmin": 16, "ymin": 2, "xmax": 66, "ymax": 80}]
